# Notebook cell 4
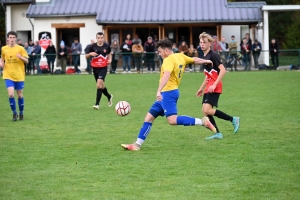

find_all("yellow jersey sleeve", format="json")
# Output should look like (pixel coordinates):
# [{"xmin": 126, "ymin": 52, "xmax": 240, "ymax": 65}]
[{"xmin": 182, "ymin": 53, "xmax": 195, "ymax": 64}]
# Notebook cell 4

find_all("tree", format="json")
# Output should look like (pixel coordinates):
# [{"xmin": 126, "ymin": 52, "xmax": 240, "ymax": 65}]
[
  {"xmin": 284, "ymin": 12, "xmax": 300, "ymax": 48},
  {"xmin": 228, "ymin": 0, "xmax": 299, "ymax": 49}
]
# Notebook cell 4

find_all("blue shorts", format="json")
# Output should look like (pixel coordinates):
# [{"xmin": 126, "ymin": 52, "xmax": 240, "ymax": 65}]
[
  {"xmin": 5, "ymin": 79, "xmax": 25, "ymax": 90},
  {"xmin": 149, "ymin": 89, "xmax": 179, "ymax": 118}
]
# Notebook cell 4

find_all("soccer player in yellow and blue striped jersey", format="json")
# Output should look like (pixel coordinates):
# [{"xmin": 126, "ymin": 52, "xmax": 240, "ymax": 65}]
[
  {"xmin": 122, "ymin": 39, "xmax": 216, "ymax": 151},
  {"xmin": 0, "ymin": 31, "xmax": 28, "ymax": 121}
]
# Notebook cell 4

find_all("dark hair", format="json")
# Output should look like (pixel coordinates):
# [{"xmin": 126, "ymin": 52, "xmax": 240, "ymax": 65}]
[
  {"xmin": 7, "ymin": 31, "xmax": 17, "ymax": 38},
  {"xmin": 96, "ymin": 32, "xmax": 104, "ymax": 37},
  {"xmin": 156, "ymin": 38, "xmax": 172, "ymax": 49},
  {"xmin": 74, "ymin": 37, "xmax": 78, "ymax": 40}
]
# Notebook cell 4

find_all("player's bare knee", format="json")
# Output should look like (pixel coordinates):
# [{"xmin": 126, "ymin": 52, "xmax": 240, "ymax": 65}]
[
  {"xmin": 167, "ymin": 117, "xmax": 177, "ymax": 125},
  {"xmin": 203, "ymin": 106, "xmax": 213, "ymax": 116},
  {"xmin": 8, "ymin": 94, "xmax": 14, "ymax": 98}
]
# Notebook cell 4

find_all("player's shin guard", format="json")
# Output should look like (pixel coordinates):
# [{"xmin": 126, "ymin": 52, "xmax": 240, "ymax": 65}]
[
  {"xmin": 136, "ymin": 122, "xmax": 152, "ymax": 146},
  {"xmin": 176, "ymin": 116, "xmax": 196, "ymax": 126},
  {"xmin": 18, "ymin": 97, "xmax": 24, "ymax": 114},
  {"xmin": 9, "ymin": 97, "xmax": 17, "ymax": 114}
]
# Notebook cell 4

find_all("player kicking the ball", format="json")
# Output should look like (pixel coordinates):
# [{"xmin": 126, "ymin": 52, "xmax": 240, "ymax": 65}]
[
  {"xmin": 0, "ymin": 31, "xmax": 28, "ymax": 121},
  {"xmin": 122, "ymin": 39, "xmax": 217, "ymax": 151},
  {"xmin": 197, "ymin": 32, "xmax": 240, "ymax": 140},
  {"xmin": 86, "ymin": 32, "xmax": 113, "ymax": 109}
]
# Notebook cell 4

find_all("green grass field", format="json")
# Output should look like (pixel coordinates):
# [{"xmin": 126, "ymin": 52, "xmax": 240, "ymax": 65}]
[{"xmin": 0, "ymin": 71, "xmax": 299, "ymax": 200}]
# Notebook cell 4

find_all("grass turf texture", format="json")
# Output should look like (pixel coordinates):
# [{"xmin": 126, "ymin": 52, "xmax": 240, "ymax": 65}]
[{"xmin": 0, "ymin": 71, "xmax": 299, "ymax": 200}]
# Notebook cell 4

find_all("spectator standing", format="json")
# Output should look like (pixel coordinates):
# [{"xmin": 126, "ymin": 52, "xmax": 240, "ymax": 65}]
[
  {"xmin": 144, "ymin": 36, "xmax": 156, "ymax": 73},
  {"xmin": 228, "ymin": 35, "xmax": 238, "ymax": 71},
  {"xmin": 71, "ymin": 37, "xmax": 82, "ymax": 74},
  {"xmin": 58, "ymin": 41, "xmax": 68, "ymax": 74},
  {"xmin": 219, "ymin": 37, "xmax": 229, "ymax": 59},
  {"xmin": 153, "ymin": 35, "xmax": 159, "ymax": 43},
  {"xmin": 132, "ymin": 40, "xmax": 144, "ymax": 73},
  {"xmin": 84, "ymin": 39, "xmax": 95, "ymax": 73},
  {"xmin": 187, "ymin": 44, "xmax": 198, "ymax": 72},
  {"xmin": 28, "ymin": 39, "xmax": 34, "ymax": 47},
  {"xmin": 212, "ymin": 36, "xmax": 221, "ymax": 53},
  {"xmin": 270, "ymin": 38, "xmax": 279, "ymax": 68},
  {"xmin": 241, "ymin": 38, "xmax": 251, "ymax": 70},
  {"xmin": 17, "ymin": 39, "xmax": 23, "ymax": 47},
  {"xmin": 23, "ymin": 42, "xmax": 33, "ymax": 74},
  {"xmin": 31, "ymin": 41, "xmax": 42, "ymax": 74},
  {"xmin": 252, "ymin": 39, "xmax": 262, "ymax": 69},
  {"xmin": 120, "ymin": 39, "xmax": 132, "ymax": 73},
  {"xmin": 44, "ymin": 41, "xmax": 56, "ymax": 74},
  {"xmin": 177, "ymin": 35, "xmax": 186, "ymax": 47},
  {"xmin": 110, "ymin": 39, "xmax": 120, "ymax": 74},
  {"xmin": 240, "ymin": 33, "xmax": 252, "ymax": 49}
]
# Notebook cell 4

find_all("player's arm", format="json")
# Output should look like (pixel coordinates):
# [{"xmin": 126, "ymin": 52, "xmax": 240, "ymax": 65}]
[
  {"xmin": 17, "ymin": 55, "xmax": 28, "ymax": 64},
  {"xmin": 107, "ymin": 52, "xmax": 112, "ymax": 64},
  {"xmin": 207, "ymin": 64, "xmax": 226, "ymax": 93},
  {"xmin": 0, "ymin": 58, "xmax": 4, "ymax": 68},
  {"xmin": 156, "ymin": 71, "xmax": 171, "ymax": 101},
  {"xmin": 193, "ymin": 57, "xmax": 213, "ymax": 65}
]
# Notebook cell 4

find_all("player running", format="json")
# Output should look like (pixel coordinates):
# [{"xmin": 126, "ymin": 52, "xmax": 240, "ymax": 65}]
[
  {"xmin": 122, "ymin": 38, "xmax": 217, "ymax": 151},
  {"xmin": 196, "ymin": 32, "xmax": 240, "ymax": 139},
  {"xmin": 86, "ymin": 32, "xmax": 113, "ymax": 110},
  {"xmin": 0, "ymin": 31, "xmax": 28, "ymax": 121}
]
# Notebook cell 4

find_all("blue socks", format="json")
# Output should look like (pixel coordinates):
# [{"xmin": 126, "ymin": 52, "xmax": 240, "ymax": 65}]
[
  {"xmin": 9, "ymin": 97, "xmax": 17, "ymax": 114},
  {"xmin": 18, "ymin": 97, "xmax": 24, "ymax": 114},
  {"xmin": 137, "ymin": 122, "xmax": 152, "ymax": 140},
  {"xmin": 176, "ymin": 116, "xmax": 196, "ymax": 126},
  {"xmin": 9, "ymin": 97, "xmax": 24, "ymax": 114}
]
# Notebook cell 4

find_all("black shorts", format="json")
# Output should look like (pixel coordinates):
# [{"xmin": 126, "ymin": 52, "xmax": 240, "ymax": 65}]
[
  {"xmin": 202, "ymin": 93, "xmax": 220, "ymax": 107},
  {"xmin": 93, "ymin": 67, "xmax": 107, "ymax": 82}
]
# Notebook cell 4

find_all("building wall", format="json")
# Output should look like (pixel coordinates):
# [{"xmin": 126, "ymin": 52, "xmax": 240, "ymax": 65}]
[
  {"xmin": 33, "ymin": 16, "xmax": 102, "ymax": 67},
  {"xmin": 10, "ymin": 4, "xmax": 34, "ymax": 43}
]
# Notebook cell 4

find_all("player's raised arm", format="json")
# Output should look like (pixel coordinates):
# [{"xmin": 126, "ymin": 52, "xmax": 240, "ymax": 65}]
[{"xmin": 193, "ymin": 57, "xmax": 213, "ymax": 66}]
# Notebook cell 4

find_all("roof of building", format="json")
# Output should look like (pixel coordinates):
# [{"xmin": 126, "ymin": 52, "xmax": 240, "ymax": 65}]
[
  {"xmin": 1, "ymin": 0, "xmax": 33, "ymax": 4},
  {"xmin": 26, "ymin": 0, "xmax": 266, "ymax": 24}
]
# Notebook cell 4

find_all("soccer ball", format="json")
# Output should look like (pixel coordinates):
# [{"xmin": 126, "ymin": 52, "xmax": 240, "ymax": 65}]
[{"xmin": 115, "ymin": 101, "xmax": 131, "ymax": 116}]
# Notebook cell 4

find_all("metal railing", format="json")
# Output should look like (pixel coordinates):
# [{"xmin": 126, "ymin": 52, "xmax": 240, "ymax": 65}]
[{"xmin": 9, "ymin": 49, "xmax": 300, "ymax": 75}]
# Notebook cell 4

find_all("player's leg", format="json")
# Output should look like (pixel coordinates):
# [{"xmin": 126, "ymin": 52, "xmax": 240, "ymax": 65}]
[
  {"xmin": 203, "ymin": 93, "xmax": 240, "ymax": 137},
  {"xmin": 5, "ymin": 80, "xmax": 18, "ymax": 121},
  {"xmin": 92, "ymin": 68, "xmax": 102, "ymax": 109},
  {"xmin": 99, "ymin": 67, "xmax": 113, "ymax": 107},
  {"xmin": 161, "ymin": 90, "xmax": 216, "ymax": 132},
  {"xmin": 16, "ymin": 83, "xmax": 24, "ymax": 120},
  {"xmin": 121, "ymin": 101, "xmax": 162, "ymax": 151}
]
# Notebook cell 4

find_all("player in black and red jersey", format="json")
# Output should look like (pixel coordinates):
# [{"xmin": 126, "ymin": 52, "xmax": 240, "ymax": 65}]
[
  {"xmin": 86, "ymin": 32, "xmax": 113, "ymax": 110},
  {"xmin": 196, "ymin": 32, "xmax": 240, "ymax": 139}
]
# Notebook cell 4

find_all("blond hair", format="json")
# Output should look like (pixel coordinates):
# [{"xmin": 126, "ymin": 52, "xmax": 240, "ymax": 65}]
[{"xmin": 199, "ymin": 32, "xmax": 213, "ymax": 42}]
